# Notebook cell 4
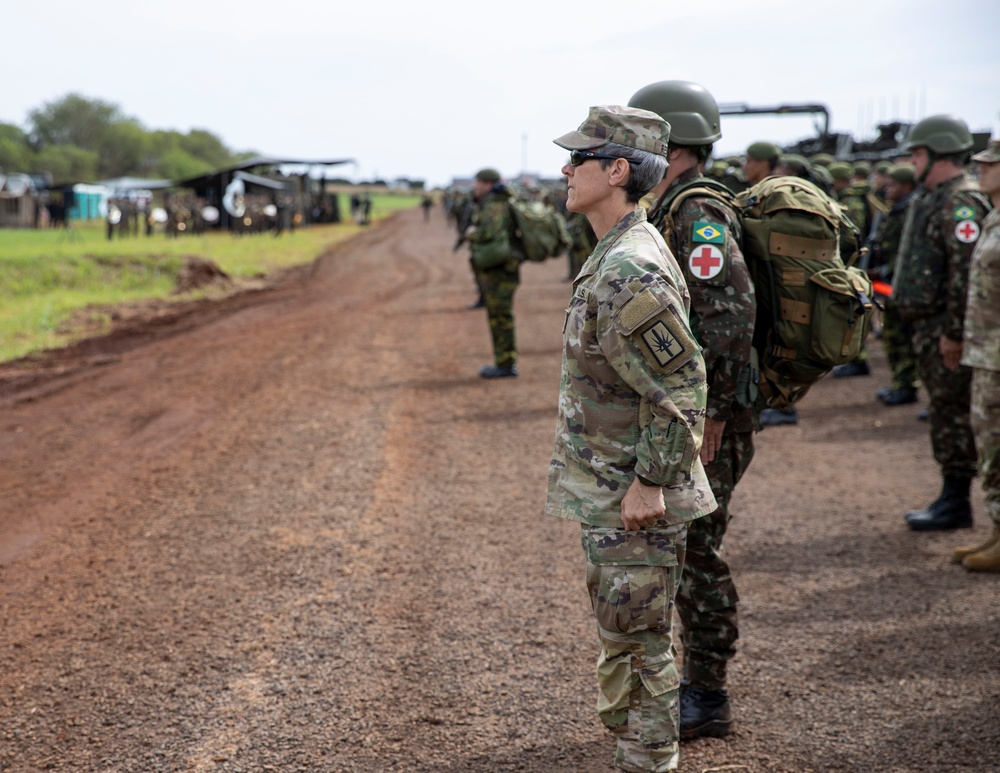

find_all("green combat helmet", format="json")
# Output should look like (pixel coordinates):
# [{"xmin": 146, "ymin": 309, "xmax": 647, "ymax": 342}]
[
  {"xmin": 828, "ymin": 162, "xmax": 853, "ymax": 182},
  {"xmin": 747, "ymin": 141, "xmax": 781, "ymax": 161},
  {"xmin": 888, "ymin": 163, "xmax": 917, "ymax": 185},
  {"xmin": 902, "ymin": 114, "xmax": 974, "ymax": 155},
  {"xmin": 627, "ymin": 80, "xmax": 722, "ymax": 145},
  {"xmin": 810, "ymin": 153, "xmax": 835, "ymax": 168},
  {"xmin": 853, "ymin": 161, "xmax": 872, "ymax": 177}
]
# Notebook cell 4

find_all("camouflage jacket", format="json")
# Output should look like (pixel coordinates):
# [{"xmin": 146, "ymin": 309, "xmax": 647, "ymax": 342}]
[
  {"xmin": 467, "ymin": 186, "xmax": 519, "ymax": 272},
  {"xmin": 868, "ymin": 192, "xmax": 914, "ymax": 280},
  {"xmin": 648, "ymin": 168, "xmax": 757, "ymax": 431},
  {"xmin": 544, "ymin": 207, "xmax": 717, "ymax": 528},
  {"xmin": 962, "ymin": 207, "xmax": 1000, "ymax": 371},
  {"xmin": 838, "ymin": 183, "xmax": 872, "ymax": 239},
  {"xmin": 894, "ymin": 174, "xmax": 991, "ymax": 339}
]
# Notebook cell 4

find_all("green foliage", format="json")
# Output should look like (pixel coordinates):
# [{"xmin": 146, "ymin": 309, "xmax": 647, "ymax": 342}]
[{"xmin": 4, "ymin": 93, "xmax": 252, "ymax": 183}]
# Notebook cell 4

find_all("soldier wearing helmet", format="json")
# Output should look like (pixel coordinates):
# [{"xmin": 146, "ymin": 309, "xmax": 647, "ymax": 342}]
[
  {"xmin": 628, "ymin": 79, "xmax": 756, "ymax": 742},
  {"xmin": 894, "ymin": 115, "xmax": 992, "ymax": 531}
]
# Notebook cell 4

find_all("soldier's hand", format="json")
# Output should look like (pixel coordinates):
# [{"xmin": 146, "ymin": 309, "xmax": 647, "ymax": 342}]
[
  {"xmin": 700, "ymin": 418, "xmax": 726, "ymax": 465},
  {"xmin": 620, "ymin": 478, "xmax": 665, "ymax": 531},
  {"xmin": 939, "ymin": 336, "xmax": 963, "ymax": 370}
]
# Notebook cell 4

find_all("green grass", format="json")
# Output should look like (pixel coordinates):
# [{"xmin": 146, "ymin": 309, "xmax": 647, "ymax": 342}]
[{"xmin": 0, "ymin": 192, "xmax": 421, "ymax": 363}]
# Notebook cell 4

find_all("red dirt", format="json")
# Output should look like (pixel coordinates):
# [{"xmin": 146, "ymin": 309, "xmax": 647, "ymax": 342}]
[{"xmin": 1, "ymin": 207, "xmax": 996, "ymax": 772}]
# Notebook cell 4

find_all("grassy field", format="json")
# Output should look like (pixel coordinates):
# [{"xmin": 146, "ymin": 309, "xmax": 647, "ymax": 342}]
[{"xmin": 0, "ymin": 193, "xmax": 422, "ymax": 363}]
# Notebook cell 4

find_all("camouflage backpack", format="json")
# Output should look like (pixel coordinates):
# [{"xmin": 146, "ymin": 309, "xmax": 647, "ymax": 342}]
[
  {"xmin": 508, "ymin": 198, "xmax": 572, "ymax": 263},
  {"xmin": 734, "ymin": 176, "xmax": 874, "ymax": 408}
]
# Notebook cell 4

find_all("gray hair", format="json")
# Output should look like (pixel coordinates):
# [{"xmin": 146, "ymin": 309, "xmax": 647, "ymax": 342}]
[{"xmin": 598, "ymin": 142, "xmax": 668, "ymax": 202}]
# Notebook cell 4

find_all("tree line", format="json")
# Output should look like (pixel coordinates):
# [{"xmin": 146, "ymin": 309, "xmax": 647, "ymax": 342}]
[{"xmin": 0, "ymin": 93, "xmax": 255, "ymax": 185}]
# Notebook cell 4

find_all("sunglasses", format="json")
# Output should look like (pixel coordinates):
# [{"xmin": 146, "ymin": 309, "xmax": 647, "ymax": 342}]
[{"xmin": 568, "ymin": 150, "xmax": 640, "ymax": 167}]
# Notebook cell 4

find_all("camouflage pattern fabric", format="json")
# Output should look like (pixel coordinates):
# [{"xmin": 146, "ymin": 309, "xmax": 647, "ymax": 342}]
[
  {"xmin": 675, "ymin": 428, "xmax": 754, "ymax": 689},
  {"xmin": 893, "ymin": 175, "xmax": 990, "ymax": 339},
  {"xmin": 872, "ymin": 192, "xmax": 919, "ymax": 388},
  {"xmin": 913, "ymin": 318, "xmax": 977, "ymax": 479},
  {"xmin": 647, "ymin": 168, "xmax": 757, "ymax": 691},
  {"xmin": 545, "ymin": 207, "xmax": 717, "ymax": 529},
  {"xmin": 969, "ymin": 368, "xmax": 1000, "ymax": 527},
  {"xmin": 838, "ymin": 181, "xmax": 873, "ymax": 240},
  {"xmin": 584, "ymin": 523, "xmax": 687, "ymax": 772},
  {"xmin": 467, "ymin": 187, "xmax": 520, "ymax": 367},
  {"xmin": 963, "ymin": 208, "xmax": 1000, "ymax": 526},
  {"xmin": 881, "ymin": 305, "xmax": 918, "ymax": 390}
]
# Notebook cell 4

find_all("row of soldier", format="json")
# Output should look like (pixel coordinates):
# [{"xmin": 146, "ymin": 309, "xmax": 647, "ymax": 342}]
[{"xmin": 447, "ymin": 82, "xmax": 998, "ymax": 773}]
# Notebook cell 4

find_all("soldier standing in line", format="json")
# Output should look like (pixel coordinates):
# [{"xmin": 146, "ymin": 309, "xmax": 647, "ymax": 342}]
[
  {"xmin": 870, "ymin": 164, "xmax": 920, "ymax": 406},
  {"xmin": 829, "ymin": 161, "xmax": 875, "ymax": 377},
  {"xmin": 629, "ymin": 80, "xmax": 756, "ymax": 741},
  {"xmin": 951, "ymin": 139, "xmax": 1000, "ymax": 571},
  {"xmin": 894, "ymin": 115, "xmax": 991, "ymax": 531},
  {"xmin": 742, "ymin": 142, "xmax": 781, "ymax": 186},
  {"xmin": 545, "ymin": 104, "xmax": 715, "ymax": 773},
  {"xmin": 465, "ymin": 168, "xmax": 520, "ymax": 378}
]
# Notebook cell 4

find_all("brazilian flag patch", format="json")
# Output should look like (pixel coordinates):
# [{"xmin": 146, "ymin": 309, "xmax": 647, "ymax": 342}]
[
  {"xmin": 692, "ymin": 220, "xmax": 725, "ymax": 244},
  {"xmin": 954, "ymin": 205, "xmax": 975, "ymax": 220}
]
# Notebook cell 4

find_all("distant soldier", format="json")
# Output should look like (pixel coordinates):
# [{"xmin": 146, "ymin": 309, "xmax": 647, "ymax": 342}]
[
  {"xmin": 742, "ymin": 142, "xmax": 781, "ymax": 186},
  {"xmin": 895, "ymin": 115, "xmax": 991, "ymax": 531},
  {"xmin": 630, "ymin": 80, "xmax": 757, "ymax": 741},
  {"xmin": 465, "ymin": 168, "xmax": 519, "ymax": 378},
  {"xmin": 952, "ymin": 138, "xmax": 1000, "ymax": 570}
]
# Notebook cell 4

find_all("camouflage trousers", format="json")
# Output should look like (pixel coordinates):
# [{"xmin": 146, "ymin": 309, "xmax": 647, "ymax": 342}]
[
  {"xmin": 481, "ymin": 268, "xmax": 518, "ymax": 368},
  {"xmin": 582, "ymin": 523, "xmax": 688, "ymax": 773},
  {"xmin": 913, "ymin": 319, "xmax": 977, "ymax": 479},
  {"xmin": 881, "ymin": 304, "xmax": 918, "ymax": 390},
  {"xmin": 971, "ymin": 367, "xmax": 1000, "ymax": 526},
  {"xmin": 676, "ymin": 429, "xmax": 755, "ymax": 690}
]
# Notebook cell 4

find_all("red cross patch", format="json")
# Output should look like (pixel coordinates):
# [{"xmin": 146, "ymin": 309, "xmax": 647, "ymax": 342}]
[
  {"xmin": 688, "ymin": 244, "xmax": 724, "ymax": 280},
  {"xmin": 955, "ymin": 220, "xmax": 980, "ymax": 243}
]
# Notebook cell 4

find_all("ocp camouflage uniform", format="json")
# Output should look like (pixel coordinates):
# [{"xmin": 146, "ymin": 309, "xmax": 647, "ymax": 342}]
[
  {"xmin": 467, "ymin": 185, "xmax": 519, "ymax": 369},
  {"xmin": 870, "ymin": 190, "xmax": 919, "ymax": 390},
  {"xmin": 545, "ymin": 207, "xmax": 716, "ymax": 773},
  {"xmin": 962, "ymin": 206, "xmax": 1000, "ymax": 527},
  {"xmin": 894, "ymin": 174, "xmax": 990, "ymax": 479},
  {"xmin": 648, "ymin": 167, "xmax": 756, "ymax": 691}
]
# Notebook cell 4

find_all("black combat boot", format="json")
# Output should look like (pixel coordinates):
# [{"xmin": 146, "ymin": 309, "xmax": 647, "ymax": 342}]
[
  {"xmin": 679, "ymin": 680, "xmax": 734, "ymax": 739},
  {"xmin": 905, "ymin": 476, "xmax": 973, "ymax": 531}
]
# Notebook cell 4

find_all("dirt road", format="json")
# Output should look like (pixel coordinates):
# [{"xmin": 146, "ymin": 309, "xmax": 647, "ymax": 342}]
[{"xmin": 1, "ymin": 207, "xmax": 996, "ymax": 772}]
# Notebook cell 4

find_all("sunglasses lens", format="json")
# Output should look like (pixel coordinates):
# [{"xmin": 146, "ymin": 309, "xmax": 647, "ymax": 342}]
[{"xmin": 570, "ymin": 151, "xmax": 584, "ymax": 166}]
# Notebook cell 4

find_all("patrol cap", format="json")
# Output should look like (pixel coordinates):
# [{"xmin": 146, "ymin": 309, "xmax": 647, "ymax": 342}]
[
  {"xmin": 972, "ymin": 138, "xmax": 1000, "ymax": 163},
  {"xmin": 746, "ymin": 141, "xmax": 781, "ymax": 161},
  {"xmin": 828, "ymin": 162, "xmax": 852, "ymax": 181},
  {"xmin": 553, "ymin": 105, "xmax": 669, "ymax": 156},
  {"xmin": 888, "ymin": 163, "xmax": 917, "ymax": 184},
  {"xmin": 474, "ymin": 168, "xmax": 501, "ymax": 183}
]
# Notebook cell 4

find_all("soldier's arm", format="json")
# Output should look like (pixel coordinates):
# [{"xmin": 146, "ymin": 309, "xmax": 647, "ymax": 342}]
[
  {"xmin": 675, "ymin": 197, "xmax": 755, "ymax": 424},
  {"xmin": 943, "ymin": 192, "xmax": 986, "ymax": 341}
]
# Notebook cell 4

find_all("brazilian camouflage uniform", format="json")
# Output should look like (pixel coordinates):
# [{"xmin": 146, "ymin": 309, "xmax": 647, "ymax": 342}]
[
  {"xmin": 870, "ymin": 190, "xmax": 919, "ymax": 390},
  {"xmin": 837, "ymin": 181, "xmax": 875, "ymax": 365},
  {"xmin": 962, "ymin": 205, "xmax": 1000, "ymax": 526},
  {"xmin": 467, "ymin": 184, "xmax": 519, "ymax": 369},
  {"xmin": 894, "ymin": 174, "xmax": 991, "ymax": 480},
  {"xmin": 648, "ymin": 167, "xmax": 756, "ymax": 691},
  {"xmin": 545, "ymin": 207, "xmax": 716, "ymax": 773}
]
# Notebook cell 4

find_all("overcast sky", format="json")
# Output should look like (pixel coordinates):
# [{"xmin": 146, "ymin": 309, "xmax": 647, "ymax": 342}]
[{"xmin": 5, "ymin": 0, "xmax": 1000, "ymax": 188}]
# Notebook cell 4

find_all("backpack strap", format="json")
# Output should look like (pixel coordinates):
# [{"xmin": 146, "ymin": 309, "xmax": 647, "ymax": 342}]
[{"xmin": 648, "ymin": 177, "xmax": 737, "ymax": 246}]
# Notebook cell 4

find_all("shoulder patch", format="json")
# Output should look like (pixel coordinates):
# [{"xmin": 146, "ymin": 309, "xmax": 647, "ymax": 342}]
[
  {"xmin": 954, "ymin": 205, "xmax": 975, "ymax": 221},
  {"xmin": 955, "ymin": 220, "xmax": 981, "ymax": 243},
  {"xmin": 688, "ymin": 244, "xmax": 725, "ymax": 280},
  {"xmin": 637, "ymin": 304, "xmax": 700, "ymax": 374},
  {"xmin": 618, "ymin": 287, "xmax": 664, "ymax": 333},
  {"xmin": 692, "ymin": 220, "xmax": 725, "ymax": 244}
]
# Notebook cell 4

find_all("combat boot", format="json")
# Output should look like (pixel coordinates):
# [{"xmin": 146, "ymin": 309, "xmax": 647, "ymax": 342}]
[
  {"xmin": 905, "ymin": 476, "xmax": 973, "ymax": 531},
  {"xmin": 962, "ymin": 536, "xmax": 1000, "ymax": 572},
  {"xmin": 950, "ymin": 526, "xmax": 1000, "ymax": 564},
  {"xmin": 679, "ymin": 681, "xmax": 733, "ymax": 740}
]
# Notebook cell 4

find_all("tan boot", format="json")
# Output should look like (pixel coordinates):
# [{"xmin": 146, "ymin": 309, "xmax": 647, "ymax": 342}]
[
  {"xmin": 951, "ymin": 526, "xmax": 1000, "ymax": 564},
  {"xmin": 962, "ymin": 529, "xmax": 1000, "ymax": 572}
]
